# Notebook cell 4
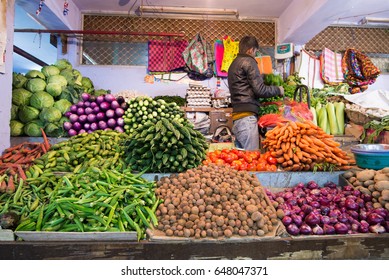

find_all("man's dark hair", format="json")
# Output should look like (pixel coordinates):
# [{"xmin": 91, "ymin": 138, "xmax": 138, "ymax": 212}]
[{"xmin": 239, "ymin": 36, "xmax": 259, "ymax": 54}]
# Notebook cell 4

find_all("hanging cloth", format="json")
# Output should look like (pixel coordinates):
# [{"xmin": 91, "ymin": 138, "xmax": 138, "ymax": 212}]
[
  {"xmin": 320, "ymin": 47, "xmax": 344, "ymax": 85},
  {"xmin": 221, "ymin": 36, "xmax": 239, "ymax": 72},
  {"xmin": 297, "ymin": 49, "xmax": 324, "ymax": 89},
  {"xmin": 214, "ymin": 39, "xmax": 227, "ymax": 77},
  {"xmin": 342, "ymin": 48, "xmax": 381, "ymax": 94},
  {"xmin": 148, "ymin": 39, "xmax": 188, "ymax": 72}
]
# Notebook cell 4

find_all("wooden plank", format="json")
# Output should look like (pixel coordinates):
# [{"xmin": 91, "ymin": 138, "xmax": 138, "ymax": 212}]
[{"xmin": 1, "ymin": 235, "xmax": 388, "ymax": 260}]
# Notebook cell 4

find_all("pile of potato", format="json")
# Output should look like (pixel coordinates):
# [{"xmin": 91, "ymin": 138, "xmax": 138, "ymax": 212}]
[
  {"xmin": 343, "ymin": 167, "xmax": 389, "ymax": 211},
  {"xmin": 155, "ymin": 164, "xmax": 279, "ymax": 239}
]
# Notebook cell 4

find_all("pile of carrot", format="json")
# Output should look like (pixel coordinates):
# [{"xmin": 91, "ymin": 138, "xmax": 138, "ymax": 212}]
[
  {"xmin": 262, "ymin": 121, "xmax": 355, "ymax": 171},
  {"xmin": 0, "ymin": 129, "xmax": 51, "ymax": 193}
]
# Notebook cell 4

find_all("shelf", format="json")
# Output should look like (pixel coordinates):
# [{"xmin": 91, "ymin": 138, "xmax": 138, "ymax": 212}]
[{"xmin": 182, "ymin": 107, "xmax": 232, "ymax": 113}]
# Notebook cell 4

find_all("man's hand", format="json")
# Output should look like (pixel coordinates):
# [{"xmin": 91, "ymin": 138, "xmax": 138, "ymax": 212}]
[{"xmin": 278, "ymin": 86, "xmax": 285, "ymax": 97}]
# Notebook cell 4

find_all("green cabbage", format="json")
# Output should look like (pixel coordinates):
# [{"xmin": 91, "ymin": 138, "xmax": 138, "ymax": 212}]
[
  {"xmin": 12, "ymin": 88, "xmax": 33, "ymax": 106},
  {"xmin": 26, "ymin": 78, "xmax": 47, "ymax": 93},
  {"xmin": 41, "ymin": 65, "xmax": 60, "ymax": 78},
  {"xmin": 23, "ymin": 120, "xmax": 44, "ymax": 137},
  {"xmin": 10, "ymin": 120, "xmax": 24, "ymax": 136},
  {"xmin": 47, "ymin": 75, "xmax": 68, "ymax": 88},
  {"xmin": 11, "ymin": 104, "xmax": 18, "ymax": 120},
  {"xmin": 12, "ymin": 73, "xmax": 28, "ymax": 89},
  {"xmin": 58, "ymin": 116, "xmax": 69, "ymax": 126},
  {"xmin": 81, "ymin": 77, "xmax": 93, "ymax": 89},
  {"xmin": 25, "ymin": 70, "xmax": 45, "ymax": 79},
  {"xmin": 46, "ymin": 83, "xmax": 63, "ymax": 97},
  {"xmin": 39, "ymin": 107, "xmax": 62, "ymax": 123},
  {"xmin": 18, "ymin": 105, "xmax": 40, "ymax": 123},
  {"xmin": 54, "ymin": 59, "xmax": 72, "ymax": 71},
  {"xmin": 44, "ymin": 123, "xmax": 64, "ymax": 137},
  {"xmin": 29, "ymin": 91, "xmax": 55, "ymax": 110},
  {"xmin": 60, "ymin": 69, "xmax": 82, "ymax": 86},
  {"xmin": 53, "ymin": 99, "xmax": 72, "ymax": 114}
]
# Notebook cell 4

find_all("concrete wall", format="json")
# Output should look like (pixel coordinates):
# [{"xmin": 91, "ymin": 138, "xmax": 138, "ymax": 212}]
[{"xmin": 0, "ymin": 0, "xmax": 14, "ymax": 153}]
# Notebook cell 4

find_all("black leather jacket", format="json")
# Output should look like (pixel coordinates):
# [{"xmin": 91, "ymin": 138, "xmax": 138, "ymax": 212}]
[{"xmin": 227, "ymin": 54, "xmax": 281, "ymax": 115}]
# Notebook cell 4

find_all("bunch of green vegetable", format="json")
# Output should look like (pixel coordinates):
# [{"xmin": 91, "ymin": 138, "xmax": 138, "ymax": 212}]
[
  {"xmin": 361, "ymin": 116, "xmax": 389, "ymax": 144},
  {"xmin": 153, "ymin": 95, "xmax": 186, "ymax": 107},
  {"xmin": 1, "ymin": 166, "xmax": 159, "ymax": 240},
  {"xmin": 124, "ymin": 118, "xmax": 209, "ymax": 173},
  {"xmin": 123, "ymin": 96, "xmax": 186, "ymax": 134},
  {"xmin": 312, "ymin": 101, "xmax": 345, "ymax": 135},
  {"xmin": 29, "ymin": 130, "xmax": 127, "ymax": 175}
]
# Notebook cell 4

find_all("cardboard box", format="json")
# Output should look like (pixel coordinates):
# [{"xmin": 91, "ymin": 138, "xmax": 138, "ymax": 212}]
[
  {"xmin": 345, "ymin": 123, "xmax": 364, "ymax": 140},
  {"xmin": 209, "ymin": 109, "xmax": 233, "ymax": 134}
]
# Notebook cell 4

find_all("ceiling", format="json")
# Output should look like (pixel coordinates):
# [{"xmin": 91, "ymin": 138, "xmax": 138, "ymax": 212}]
[
  {"xmin": 13, "ymin": 0, "xmax": 389, "ymax": 74},
  {"xmin": 70, "ymin": 0, "xmax": 389, "ymax": 25},
  {"xmin": 71, "ymin": 0, "xmax": 292, "ymax": 20}
]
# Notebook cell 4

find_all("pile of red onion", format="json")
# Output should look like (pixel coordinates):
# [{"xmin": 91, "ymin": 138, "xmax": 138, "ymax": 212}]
[
  {"xmin": 266, "ymin": 181, "xmax": 389, "ymax": 236},
  {"xmin": 64, "ymin": 93, "xmax": 128, "ymax": 136}
]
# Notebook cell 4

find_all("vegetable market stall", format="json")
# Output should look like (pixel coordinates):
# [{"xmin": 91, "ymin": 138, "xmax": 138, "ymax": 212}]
[{"xmin": 1, "ymin": 171, "xmax": 389, "ymax": 260}]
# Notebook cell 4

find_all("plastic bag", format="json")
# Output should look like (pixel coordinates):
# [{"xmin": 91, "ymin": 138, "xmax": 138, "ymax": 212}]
[{"xmin": 258, "ymin": 99, "xmax": 313, "ymax": 128}]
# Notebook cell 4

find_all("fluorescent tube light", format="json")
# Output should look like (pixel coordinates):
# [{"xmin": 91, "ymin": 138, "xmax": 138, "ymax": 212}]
[
  {"xmin": 138, "ymin": 5, "xmax": 239, "ymax": 17},
  {"xmin": 359, "ymin": 17, "xmax": 389, "ymax": 25}
]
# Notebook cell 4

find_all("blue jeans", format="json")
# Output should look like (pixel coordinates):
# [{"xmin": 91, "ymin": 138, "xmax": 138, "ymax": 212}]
[{"xmin": 232, "ymin": 115, "xmax": 259, "ymax": 150}]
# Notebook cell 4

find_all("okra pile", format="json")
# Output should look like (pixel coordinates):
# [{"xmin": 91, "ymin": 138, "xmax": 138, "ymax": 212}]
[
  {"xmin": 124, "ymin": 118, "xmax": 209, "ymax": 173},
  {"xmin": 28, "ymin": 130, "xmax": 126, "ymax": 176},
  {"xmin": 1, "ymin": 166, "xmax": 159, "ymax": 240}
]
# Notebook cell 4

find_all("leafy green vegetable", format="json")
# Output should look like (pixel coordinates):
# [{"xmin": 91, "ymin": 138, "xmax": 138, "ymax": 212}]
[
  {"xmin": 39, "ymin": 107, "xmax": 62, "ymax": 123},
  {"xmin": 60, "ymin": 69, "xmax": 82, "ymax": 86},
  {"xmin": 23, "ymin": 119, "xmax": 45, "ymax": 137},
  {"xmin": 18, "ymin": 105, "xmax": 40, "ymax": 123},
  {"xmin": 44, "ymin": 122, "xmax": 65, "ymax": 137},
  {"xmin": 12, "ymin": 88, "xmax": 32, "ymax": 106},
  {"xmin": 41, "ymin": 65, "xmax": 60, "ymax": 77},
  {"xmin": 81, "ymin": 77, "xmax": 94, "ymax": 90},
  {"xmin": 12, "ymin": 72, "xmax": 28, "ymax": 89},
  {"xmin": 29, "ymin": 91, "xmax": 55, "ymax": 110},
  {"xmin": 26, "ymin": 78, "xmax": 47, "ymax": 93},
  {"xmin": 361, "ymin": 116, "xmax": 389, "ymax": 144},
  {"xmin": 11, "ymin": 104, "xmax": 19, "ymax": 120},
  {"xmin": 53, "ymin": 99, "xmax": 72, "ymax": 114},
  {"xmin": 47, "ymin": 75, "xmax": 68, "ymax": 88},
  {"xmin": 54, "ymin": 59, "xmax": 72, "ymax": 71},
  {"xmin": 10, "ymin": 120, "xmax": 24, "ymax": 136},
  {"xmin": 46, "ymin": 83, "xmax": 63, "ymax": 98},
  {"xmin": 153, "ymin": 95, "xmax": 186, "ymax": 107},
  {"xmin": 25, "ymin": 70, "xmax": 45, "ymax": 79}
]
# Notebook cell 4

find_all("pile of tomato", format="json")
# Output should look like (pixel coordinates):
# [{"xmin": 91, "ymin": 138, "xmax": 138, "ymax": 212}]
[{"xmin": 203, "ymin": 149, "xmax": 278, "ymax": 171}]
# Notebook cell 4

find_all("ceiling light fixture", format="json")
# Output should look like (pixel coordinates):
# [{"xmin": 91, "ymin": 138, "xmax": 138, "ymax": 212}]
[
  {"xmin": 137, "ymin": 5, "xmax": 239, "ymax": 18},
  {"xmin": 359, "ymin": 16, "xmax": 389, "ymax": 25}
]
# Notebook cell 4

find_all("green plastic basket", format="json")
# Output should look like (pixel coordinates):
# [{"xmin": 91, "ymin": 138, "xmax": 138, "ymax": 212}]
[{"xmin": 351, "ymin": 144, "xmax": 389, "ymax": 170}]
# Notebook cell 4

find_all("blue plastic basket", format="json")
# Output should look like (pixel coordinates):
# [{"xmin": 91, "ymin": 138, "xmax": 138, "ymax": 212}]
[{"xmin": 350, "ymin": 144, "xmax": 389, "ymax": 170}]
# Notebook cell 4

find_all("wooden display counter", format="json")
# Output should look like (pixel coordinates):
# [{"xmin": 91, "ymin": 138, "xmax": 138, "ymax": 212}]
[{"xmin": 0, "ymin": 234, "xmax": 388, "ymax": 259}]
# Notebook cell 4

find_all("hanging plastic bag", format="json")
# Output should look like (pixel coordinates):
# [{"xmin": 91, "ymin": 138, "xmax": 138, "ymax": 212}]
[{"xmin": 182, "ymin": 33, "xmax": 208, "ymax": 74}]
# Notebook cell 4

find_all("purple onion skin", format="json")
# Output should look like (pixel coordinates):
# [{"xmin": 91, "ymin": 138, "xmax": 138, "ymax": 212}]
[
  {"xmin": 300, "ymin": 223, "xmax": 313, "ymax": 235},
  {"xmin": 282, "ymin": 216, "xmax": 293, "ymax": 226},
  {"xmin": 96, "ymin": 95, "xmax": 104, "ymax": 104},
  {"xmin": 286, "ymin": 224, "xmax": 300, "ymax": 236},
  {"xmin": 367, "ymin": 213, "xmax": 384, "ymax": 225},
  {"xmin": 312, "ymin": 225, "xmax": 324, "ymax": 235},
  {"xmin": 78, "ymin": 129, "xmax": 86, "ymax": 134},
  {"xmin": 81, "ymin": 93, "xmax": 90, "ymax": 101},
  {"xmin": 369, "ymin": 224, "xmax": 386, "ymax": 234},
  {"xmin": 323, "ymin": 224, "xmax": 336, "ymax": 235},
  {"xmin": 68, "ymin": 129, "xmax": 77, "ymax": 137},
  {"xmin": 93, "ymin": 106, "xmax": 100, "ymax": 114},
  {"xmin": 64, "ymin": 111, "xmax": 72, "ymax": 118},
  {"xmin": 63, "ymin": 122, "xmax": 72, "ymax": 131},
  {"xmin": 110, "ymin": 100, "xmax": 120, "ymax": 109},
  {"xmin": 70, "ymin": 105, "xmax": 77, "ymax": 113},
  {"xmin": 69, "ymin": 114, "xmax": 79, "ymax": 123},
  {"xmin": 334, "ymin": 223, "xmax": 348, "ymax": 234},
  {"xmin": 84, "ymin": 123, "xmax": 91, "ymax": 130},
  {"xmin": 114, "ymin": 126, "xmax": 124, "ymax": 133},
  {"xmin": 90, "ymin": 123, "xmax": 98, "ymax": 131}
]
